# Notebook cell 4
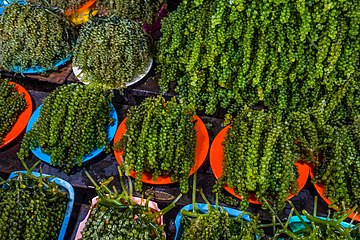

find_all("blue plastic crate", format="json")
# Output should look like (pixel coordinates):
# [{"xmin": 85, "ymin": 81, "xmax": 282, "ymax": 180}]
[{"xmin": 7, "ymin": 171, "xmax": 74, "ymax": 240}]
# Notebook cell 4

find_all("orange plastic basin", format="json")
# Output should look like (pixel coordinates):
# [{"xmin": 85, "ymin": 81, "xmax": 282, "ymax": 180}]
[
  {"xmin": 114, "ymin": 115, "xmax": 209, "ymax": 184},
  {"xmin": 0, "ymin": 82, "xmax": 33, "ymax": 149}
]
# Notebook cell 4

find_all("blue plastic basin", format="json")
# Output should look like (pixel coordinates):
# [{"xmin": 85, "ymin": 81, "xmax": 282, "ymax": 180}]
[
  {"xmin": 9, "ymin": 55, "xmax": 72, "ymax": 74},
  {"xmin": 175, "ymin": 203, "xmax": 252, "ymax": 240},
  {"xmin": 26, "ymin": 103, "xmax": 118, "ymax": 165},
  {"xmin": 7, "ymin": 171, "xmax": 74, "ymax": 240},
  {"xmin": 289, "ymin": 215, "xmax": 355, "ymax": 233},
  {"xmin": 0, "ymin": 0, "xmax": 25, "ymax": 15}
]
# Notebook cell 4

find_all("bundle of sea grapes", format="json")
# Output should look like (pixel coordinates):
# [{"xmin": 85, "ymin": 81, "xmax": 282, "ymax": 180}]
[
  {"xmin": 214, "ymin": 107, "xmax": 299, "ymax": 211},
  {"xmin": 113, "ymin": 96, "xmax": 196, "ymax": 193},
  {"xmin": 158, "ymin": 0, "xmax": 360, "ymax": 119},
  {"xmin": 27, "ymin": 0, "xmax": 88, "ymax": 13},
  {"xmin": 287, "ymin": 98, "xmax": 359, "ymax": 164},
  {"xmin": 0, "ymin": 3, "xmax": 75, "ymax": 71},
  {"xmin": 96, "ymin": 0, "xmax": 164, "ymax": 24},
  {"xmin": 18, "ymin": 84, "xmax": 114, "ymax": 173},
  {"xmin": 180, "ymin": 175, "xmax": 262, "ymax": 240},
  {"xmin": 0, "ymin": 169, "xmax": 68, "ymax": 239},
  {"xmin": 313, "ymin": 117, "xmax": 360, "ymax": 213},
  {"xmin": 73, "ymin": 16, "xmax": 151, "ymax": 89}
]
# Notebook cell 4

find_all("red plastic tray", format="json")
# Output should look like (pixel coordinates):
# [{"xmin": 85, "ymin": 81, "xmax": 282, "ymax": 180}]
[
  {"xmin": 210, "ymin": 125, "xmax": 310, "ymax": 204},
  {"xmin": 114, "ymin": 115, "xmax": 209, "ymax": 184},
  {"xmin": 0, "ymin": 82, "xmax": 32, "ymax": 149}
]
